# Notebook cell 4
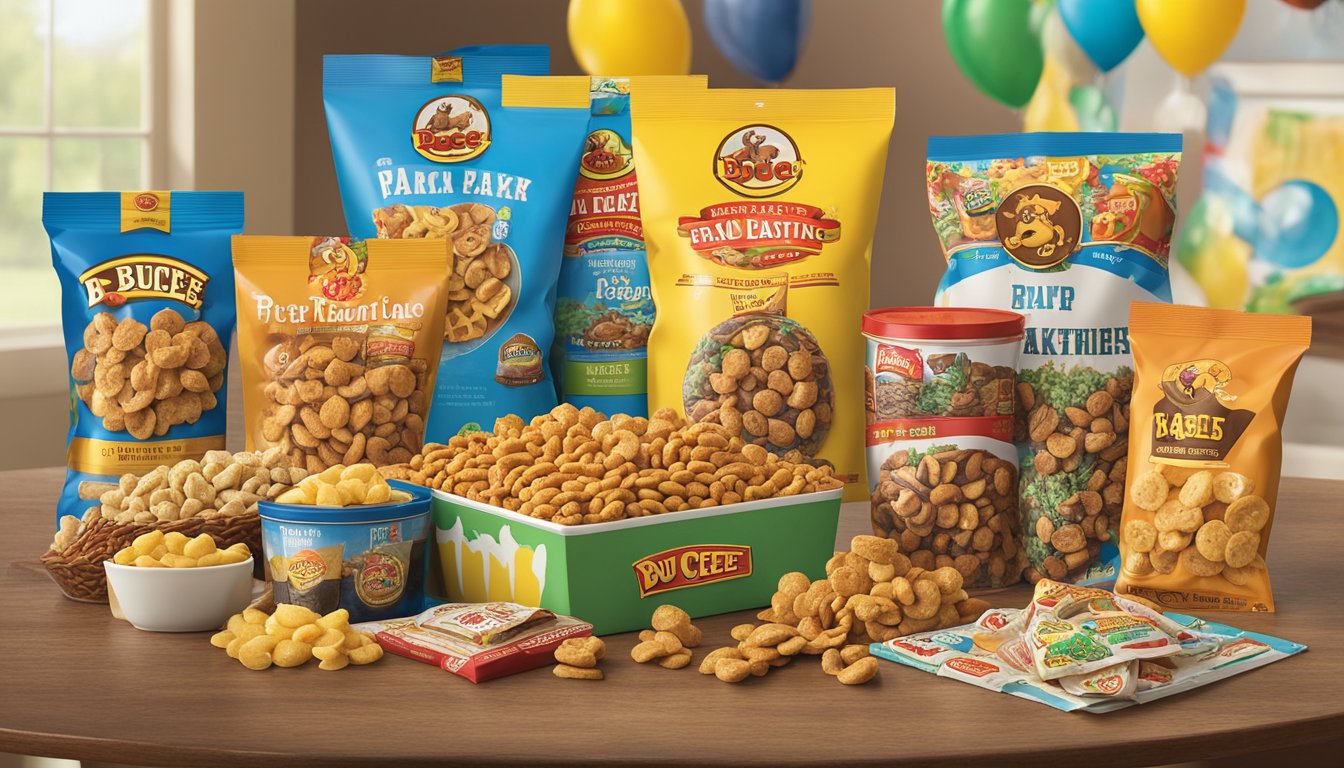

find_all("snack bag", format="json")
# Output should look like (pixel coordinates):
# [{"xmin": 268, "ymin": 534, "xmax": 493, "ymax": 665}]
[
  {"xmin": 633, "ymin": 80, "xmax": 895, "ymax": 500},
  {"xmin": 324, "ymin": 47, "xmax": 591, "ymax": 439},
  {"xmin": 1114, "ymin": 302, "xmax": 1310, "ymax": 611},
  {"xmin": 45, "ymin": 191, "xmax": 243, "ymax": 524},
  {"xmin": 553, "ymin": 75, "xmax": 706, "ymax": 416},
  {"xmin": 232, "ymin": 236, "xmax": 450, "ymax": 472},
  {"xmin": 927, "ymin": 133, "xmax": 1183, "ymax": 583}
]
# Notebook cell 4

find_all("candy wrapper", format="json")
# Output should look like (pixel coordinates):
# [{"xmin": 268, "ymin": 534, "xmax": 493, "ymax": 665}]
[
  {"xmin": 871, "ymin": 579, "xmax": 1305, "ymax": 713},
  {"xmin": 355, "ymin": 602, "xmax": 592, "ymax": 683}
]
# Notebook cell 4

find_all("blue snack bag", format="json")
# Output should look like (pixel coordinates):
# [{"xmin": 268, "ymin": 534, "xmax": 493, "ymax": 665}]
[
  {"xmin": 45, "ymin": 191, "xmax": 243, "ymax": 524},
  {"xmin": 324, "ymin": 47, "xmax": 590, "ymax": 439}
]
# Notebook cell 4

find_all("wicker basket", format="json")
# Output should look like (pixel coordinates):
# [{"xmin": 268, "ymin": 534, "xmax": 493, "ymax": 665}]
[{"xmin": 41, "ymin": 512, "xmax": 263, "ymax": 603}]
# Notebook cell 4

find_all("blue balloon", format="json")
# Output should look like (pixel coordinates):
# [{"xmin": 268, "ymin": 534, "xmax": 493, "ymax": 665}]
[
  {"xmin": 703, "ymin": 0, "xmax": 810, "ymax": 83},
  {"xmin": 1256, "ymin": 180, "xmax": 1339, "ymax": 270},
  {"xmin": 1058, "ymin": 0, "xmax": 1143, "ymax": 72}
]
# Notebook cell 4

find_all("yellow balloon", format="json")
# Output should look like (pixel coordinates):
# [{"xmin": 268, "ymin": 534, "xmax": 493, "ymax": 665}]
[
  {"xmin": 1024, "ymin": 57, "xmax": 1079, "ymax": 133},
  {"xmin": 1136, "ymin": 0, "xmax": 1247, "ymax": 77},
  {"xmin": 568, "ymin": 0, "xmax": 692, "ymax": 76}
]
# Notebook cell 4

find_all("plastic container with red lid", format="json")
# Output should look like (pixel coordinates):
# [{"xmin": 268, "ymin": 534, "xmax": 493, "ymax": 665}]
[{"xmin": 862, "ymin": 306, "xmax": 1026, "ymax": 590}]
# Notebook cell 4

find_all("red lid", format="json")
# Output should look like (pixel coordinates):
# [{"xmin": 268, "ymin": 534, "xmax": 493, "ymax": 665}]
[{"xmin": 862, "ymin": 307, "xmax": 1025, "ymax": 340}]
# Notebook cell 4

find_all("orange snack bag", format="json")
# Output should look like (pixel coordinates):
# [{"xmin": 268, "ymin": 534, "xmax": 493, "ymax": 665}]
[{"xmin": 1114, "ymin": 302, "xmax": 1311, "ymax": 611}]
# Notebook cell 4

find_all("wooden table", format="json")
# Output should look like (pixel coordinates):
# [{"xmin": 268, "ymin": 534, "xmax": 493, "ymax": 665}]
[{"xmin": 2, "ymin": 467, "xmax": 1341, "ymax": 767}]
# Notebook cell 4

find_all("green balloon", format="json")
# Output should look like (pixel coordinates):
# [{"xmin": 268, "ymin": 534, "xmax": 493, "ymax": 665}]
[{"xmin": 943, "ymin": 0, "xmax": 1045, "ymax": 109}]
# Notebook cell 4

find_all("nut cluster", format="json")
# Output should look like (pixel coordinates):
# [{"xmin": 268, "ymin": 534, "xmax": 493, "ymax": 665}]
[
  {"xmin": 258, "ymin": 332, "xmax": 428, "ymax": 473},
  {"xmin": 89, "ymin": 447, "xmax": 305, "ymax": 526},
  {"xmin": 871, "ymin": 446, "xmax": 1024, "ymax": 588},
  {"xmin": 1020, "ymin": 372, "xmax": 1132, "ymax": 582},
  {"xmin": 381, "ymin": 404, "xmax": 843, "ymax": 525},
  {"xmin": 71, "ymin": 309, "xmax": 226, "ymax": 438},
  {"xmin": 630, "ymin": 605, "xmax": 703, "ymax": 670},
  {"xmin": 552, "ymin": 636, "xmax": 608, "ymax": 680}
]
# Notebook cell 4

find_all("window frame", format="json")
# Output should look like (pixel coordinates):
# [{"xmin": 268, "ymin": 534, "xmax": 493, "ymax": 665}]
[{"xmin": 0, "ymin": 0, "xmax": 172, "ymax": 398}]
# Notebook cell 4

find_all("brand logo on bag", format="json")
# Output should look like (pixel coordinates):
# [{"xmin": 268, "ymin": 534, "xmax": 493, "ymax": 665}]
[
  {"xmin": 286, "ymin": 549, "xmax": 328, "ymax": 592},
  {"xmin": 1151, "ymin": 358, "xmax": 1253, "ymax": 464},
  {"xmin": 714, "ymin": 124, "xmax": 803, "ymax": 198},
  {"xmin": 133, "ymin": 192, "xmax": 160, "ymax": 212},
  {"xmin": 994, "ymin": 184, "xmax": 1082, "ymax": 270},
  {"xmin": 632, "ymin": 544, "xmax": 752, "ymax": 598},
  {"xmin": 579, "ymin": 128, "xmax": 634, "ymax": 181},
  {"xmin": 79, "ymin": 254, "xmax": 208, "ymax": 309},
  {"xmin": 874, "ymin": 343, "xmax": 922, "ymax": 380},
  {"xmin": 412, "ymin": 95, "xmax": 490, "ymax": 163},
  {"xmin": 307, "ymin": 236, "xmax": 366, "ymax": 302}
]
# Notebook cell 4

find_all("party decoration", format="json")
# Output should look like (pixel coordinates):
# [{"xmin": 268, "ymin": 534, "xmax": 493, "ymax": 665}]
[
  {"xmin": 1069, "ymin": 85, "xmax": 1117, "ymax": 132},
  {"xmin": 702, "ymin": 0, "xmax": 811, "ymax": 84},
  {"xmin": 1257, "ymin": 180, "xmax": 1339, "ymax": 270},
  {"xmin": 942, "ymin": 0, "xmax": 1044, "ymax": 108},
  {"xmin": 1024, "ymin": 57, "xmax": 1079, "ymax": 132},
  {"xmin": 567, "ymin": 0, "xmax": 692, "ymax": 76},
  {"xmin": 1059, "ymin": 0, "xmax": 1144, "ymax": 73},
  {"xmin": 1136, "ymin": 0, "xmax": 1246, "ymax": 77},
  {"xmin": 1042, "ymin": 2, "xmax": 1097, "ymax": 84}
]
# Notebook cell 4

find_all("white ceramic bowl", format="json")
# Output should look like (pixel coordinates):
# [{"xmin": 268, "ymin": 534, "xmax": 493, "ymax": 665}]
[{"xmin": 103, "ymin": 558, "xmax": 254, "ymax": 632}]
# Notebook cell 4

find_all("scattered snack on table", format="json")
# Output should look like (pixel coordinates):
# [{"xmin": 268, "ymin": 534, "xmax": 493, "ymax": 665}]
[
  {"xmin": 112, "ymin": 531, "xmax": 251, "ymax": 568},
  {"xmin": 872, "ymin": 579, "xmax": 1307, "ymax": 712},
  {"xmin": 232, "ymin": 236, "xmax": 450, "ymax": 473},
  {"xmin": 927, "ymin": 133, "xmax": 1184, "ymax": 584},
  {"xmin": 1115, "ymin": 303, "xmax": 1311, "ymax": 612},
  {"xmin": 630, "ymin": 605, "xmax": 700, "ymax": 669},
  {"xmin": 632, "ymin": 79, "xmax": 895, "ymax": 502},
  {"xmin": 380, "ymin": 403, "xmax": 843, "ymax": 524},
  {"xmin": 355, "ymin": 603, "xmax": 594, "ymax": 684},
  {"xmin": 324, "ymin": 48, "xmax": 592, "ymax": 439},
  {"xmin": 46, "ymin": 191, "xmax": 244, "ymax": 528},
  {"xmin": 273, "ymin": 463, "xmax": 412, "ymax": 506},
  {"xmin": 210, "ymin": 605, "xmax": 382, "ymax": 671},
  {"xmin": 553, "ymin": 636, "xmax": 607, "ymax": 680}
]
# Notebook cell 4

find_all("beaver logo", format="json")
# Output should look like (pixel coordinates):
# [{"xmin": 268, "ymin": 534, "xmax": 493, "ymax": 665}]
[
  {"xmin": 1159, "ymin": 359, "xmax": 1237, "ymax": 407},
  {"xmin": 1152, "ymin": 358, "xmax": 1252, "ymax": 460},
  {"xmin": 994, "ymin": 184, "xmax": 1082, "ymax": 269},
  {"xmin": 713, "ymin": 124, "xmax": 803, "ymax": 198},
  {"xmin": 412, "ymin": 95, "xmax": 490, "ymax": 163}
]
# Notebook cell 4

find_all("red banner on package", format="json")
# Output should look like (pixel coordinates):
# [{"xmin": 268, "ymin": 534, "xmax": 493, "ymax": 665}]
[
  {"xmin": 566, "ymin": 174, "xmax": 642, "ymax": 246},
  {"xmin": 866, "ymin": 416, "xmax": 1014, "ymax": 448},
  {"xmin": 874, "ymin": 343, "xmax": 923, "ymax": 380},
  {"xmin": 677, "ymin": 201, "xmax": 841, "ymax": 269}
]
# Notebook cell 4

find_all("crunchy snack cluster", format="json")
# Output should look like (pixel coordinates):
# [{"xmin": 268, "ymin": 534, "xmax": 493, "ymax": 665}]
[
  {"xmin": 381, "ymin": 404, "xmax": 843, "ymax": 525},
  {"xmin": 112, "ymin": 530, "xmax": 250, "ymax": 568},
  {"xmin": 1122, "ymin": 466, "xmax": 1268, "ymax": 584},
  {"xmin": 682, "ymin": 315, "xmax": 833, "ymax": 459},
  {"xmin": 552, "ymin": 636, "xmax": 608, "ymax": 680},
  {"xmin": 1019, "ymin": 366, "xmax": 1132, "ymax": 582},
  {"xmin": 274, "ymin": 463, "xmax": 412, "ymax": 507},
  {"xmin": 630, "ymin": 605, "xmax": 703, "ymax": 670},
  {"xmin": 88, "ymin": 447, "xmax": 305, "ymax": 525},
  {"xmin": 870, "ymin": 445, "xmax": 1024, "ymax": 588},
  {"xmin": 210, "ymin": 605, "xmax": 383, "ymax": 671},
  {"xmin": 258, "ymin": 332, "xmax": 429, "ymax": 473},
  {"xmin": 70, "ymin": 309, "xmax": 226, "ymax": 438}
]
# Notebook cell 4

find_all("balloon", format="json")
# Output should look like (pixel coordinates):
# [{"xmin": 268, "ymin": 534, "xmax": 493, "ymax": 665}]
[
  {"xmin": 567, "ymin": 0, "xmax": 692, "ymax": 76},
  {"xmin": 702, "ymin": 0, "xmax": 811, "ymax": 83},
  {"xmin": 1177, "ymin": 195, "xmax": 1250, "ymax": 309},
  {"xmin": 1069, "ymin": 85, "xmax": 1117, "ymax": 132},
  {"xmin": 1024, "ymin": 57, "xmax": 1079, "ymax": 132},
  {"xmin": 943, "ymin": 0, "xmax": 1044, "ymax": 109},
  {"xmin": 1136, "ymin": 0, "xmax": 1246, "ymax": 77},
  {"xmin": 1153, "ymin": 87, "xmax": 1206, "ymax": 133},
  {"xmin": 1256, "ymin": 180, "xmax": 1339, "ymax": 269},
  {"xmin": 1059, "ymin": 0, "xmax": 1144, "ymax": 73},
  {"xmin": 1281, "ymin": 0, "xmax": 1328, "ymax": 9},
  {"xmin": 1042, "ymin": 5, "xmax": 1097, "ymax": 84}
]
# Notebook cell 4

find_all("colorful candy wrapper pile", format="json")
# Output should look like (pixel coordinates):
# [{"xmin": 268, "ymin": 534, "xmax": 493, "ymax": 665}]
[{"xmin": 871, "ymin": 580, "xmax": 1305, "ymax": 713}]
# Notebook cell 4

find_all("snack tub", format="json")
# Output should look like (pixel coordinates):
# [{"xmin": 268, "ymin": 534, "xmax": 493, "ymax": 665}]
[
  {"xmin": 258, "ymin": 481, "xmax": 430, "ymax": 624},
  {"xmin": 862, "ymin": 307, "xmax": 1026, "ymax": 589},
  {"xmin": 432, "ymin": 488, "xmax": 842, "ymax": 634}
]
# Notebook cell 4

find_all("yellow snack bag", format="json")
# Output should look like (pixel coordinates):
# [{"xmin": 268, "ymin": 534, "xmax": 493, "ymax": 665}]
[
  {"xmin": 630, "ymin": 81, "xmax": 895, "ymax": 499},
  {"xmin": 1115, "ymin": 302, "xmax": 1311, "ymax": 611},
  {"xmin": 232, "ymin": 236, "xmax": 450, "ymax": 472}
]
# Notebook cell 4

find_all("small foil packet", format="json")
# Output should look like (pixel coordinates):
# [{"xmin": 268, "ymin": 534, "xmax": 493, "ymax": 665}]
[
  {"xmin": 872, "ymin": 580, "xmax": 1305, "ymax": 713},
  {"xmin": 355, "ymin": 602, "xmax": 592, "ymax": 683}
]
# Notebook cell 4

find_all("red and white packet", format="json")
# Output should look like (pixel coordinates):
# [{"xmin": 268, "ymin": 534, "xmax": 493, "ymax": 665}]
[{"xmin": 355, "ymin": 602, "xmax": 593, "ymax": 684}]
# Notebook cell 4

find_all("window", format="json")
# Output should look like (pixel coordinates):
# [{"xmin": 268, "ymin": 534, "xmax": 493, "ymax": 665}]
[{"xmin": 0, "ymin": 0, "xmax": 158, "ymax": 330}]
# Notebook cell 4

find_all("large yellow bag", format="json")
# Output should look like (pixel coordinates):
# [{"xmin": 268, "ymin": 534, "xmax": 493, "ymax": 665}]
[{"xmin": 631, "ymin": 81, "xmax": 894, "ymax": 499}]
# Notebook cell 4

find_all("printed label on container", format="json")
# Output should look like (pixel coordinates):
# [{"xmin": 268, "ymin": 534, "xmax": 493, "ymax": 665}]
[{"xmin": 632, "ymin": 544, "xmax": 752, "ymax": 598}]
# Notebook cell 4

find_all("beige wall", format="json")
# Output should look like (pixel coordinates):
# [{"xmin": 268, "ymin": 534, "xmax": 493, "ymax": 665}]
[{"xmin": 292, "ymin": 0, "xmax": 1019, "ymax": 308}]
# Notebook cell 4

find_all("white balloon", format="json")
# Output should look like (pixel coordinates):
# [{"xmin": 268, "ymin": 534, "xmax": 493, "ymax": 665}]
[{"xmin": 1153, "ymin": 88, "xmax": 1206, "ymax": 133}]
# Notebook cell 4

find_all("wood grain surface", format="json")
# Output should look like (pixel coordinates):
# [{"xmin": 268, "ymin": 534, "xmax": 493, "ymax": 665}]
[{"xmin": 2, "ymin": 468, "xmax": 1341, "ymax": 768}]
